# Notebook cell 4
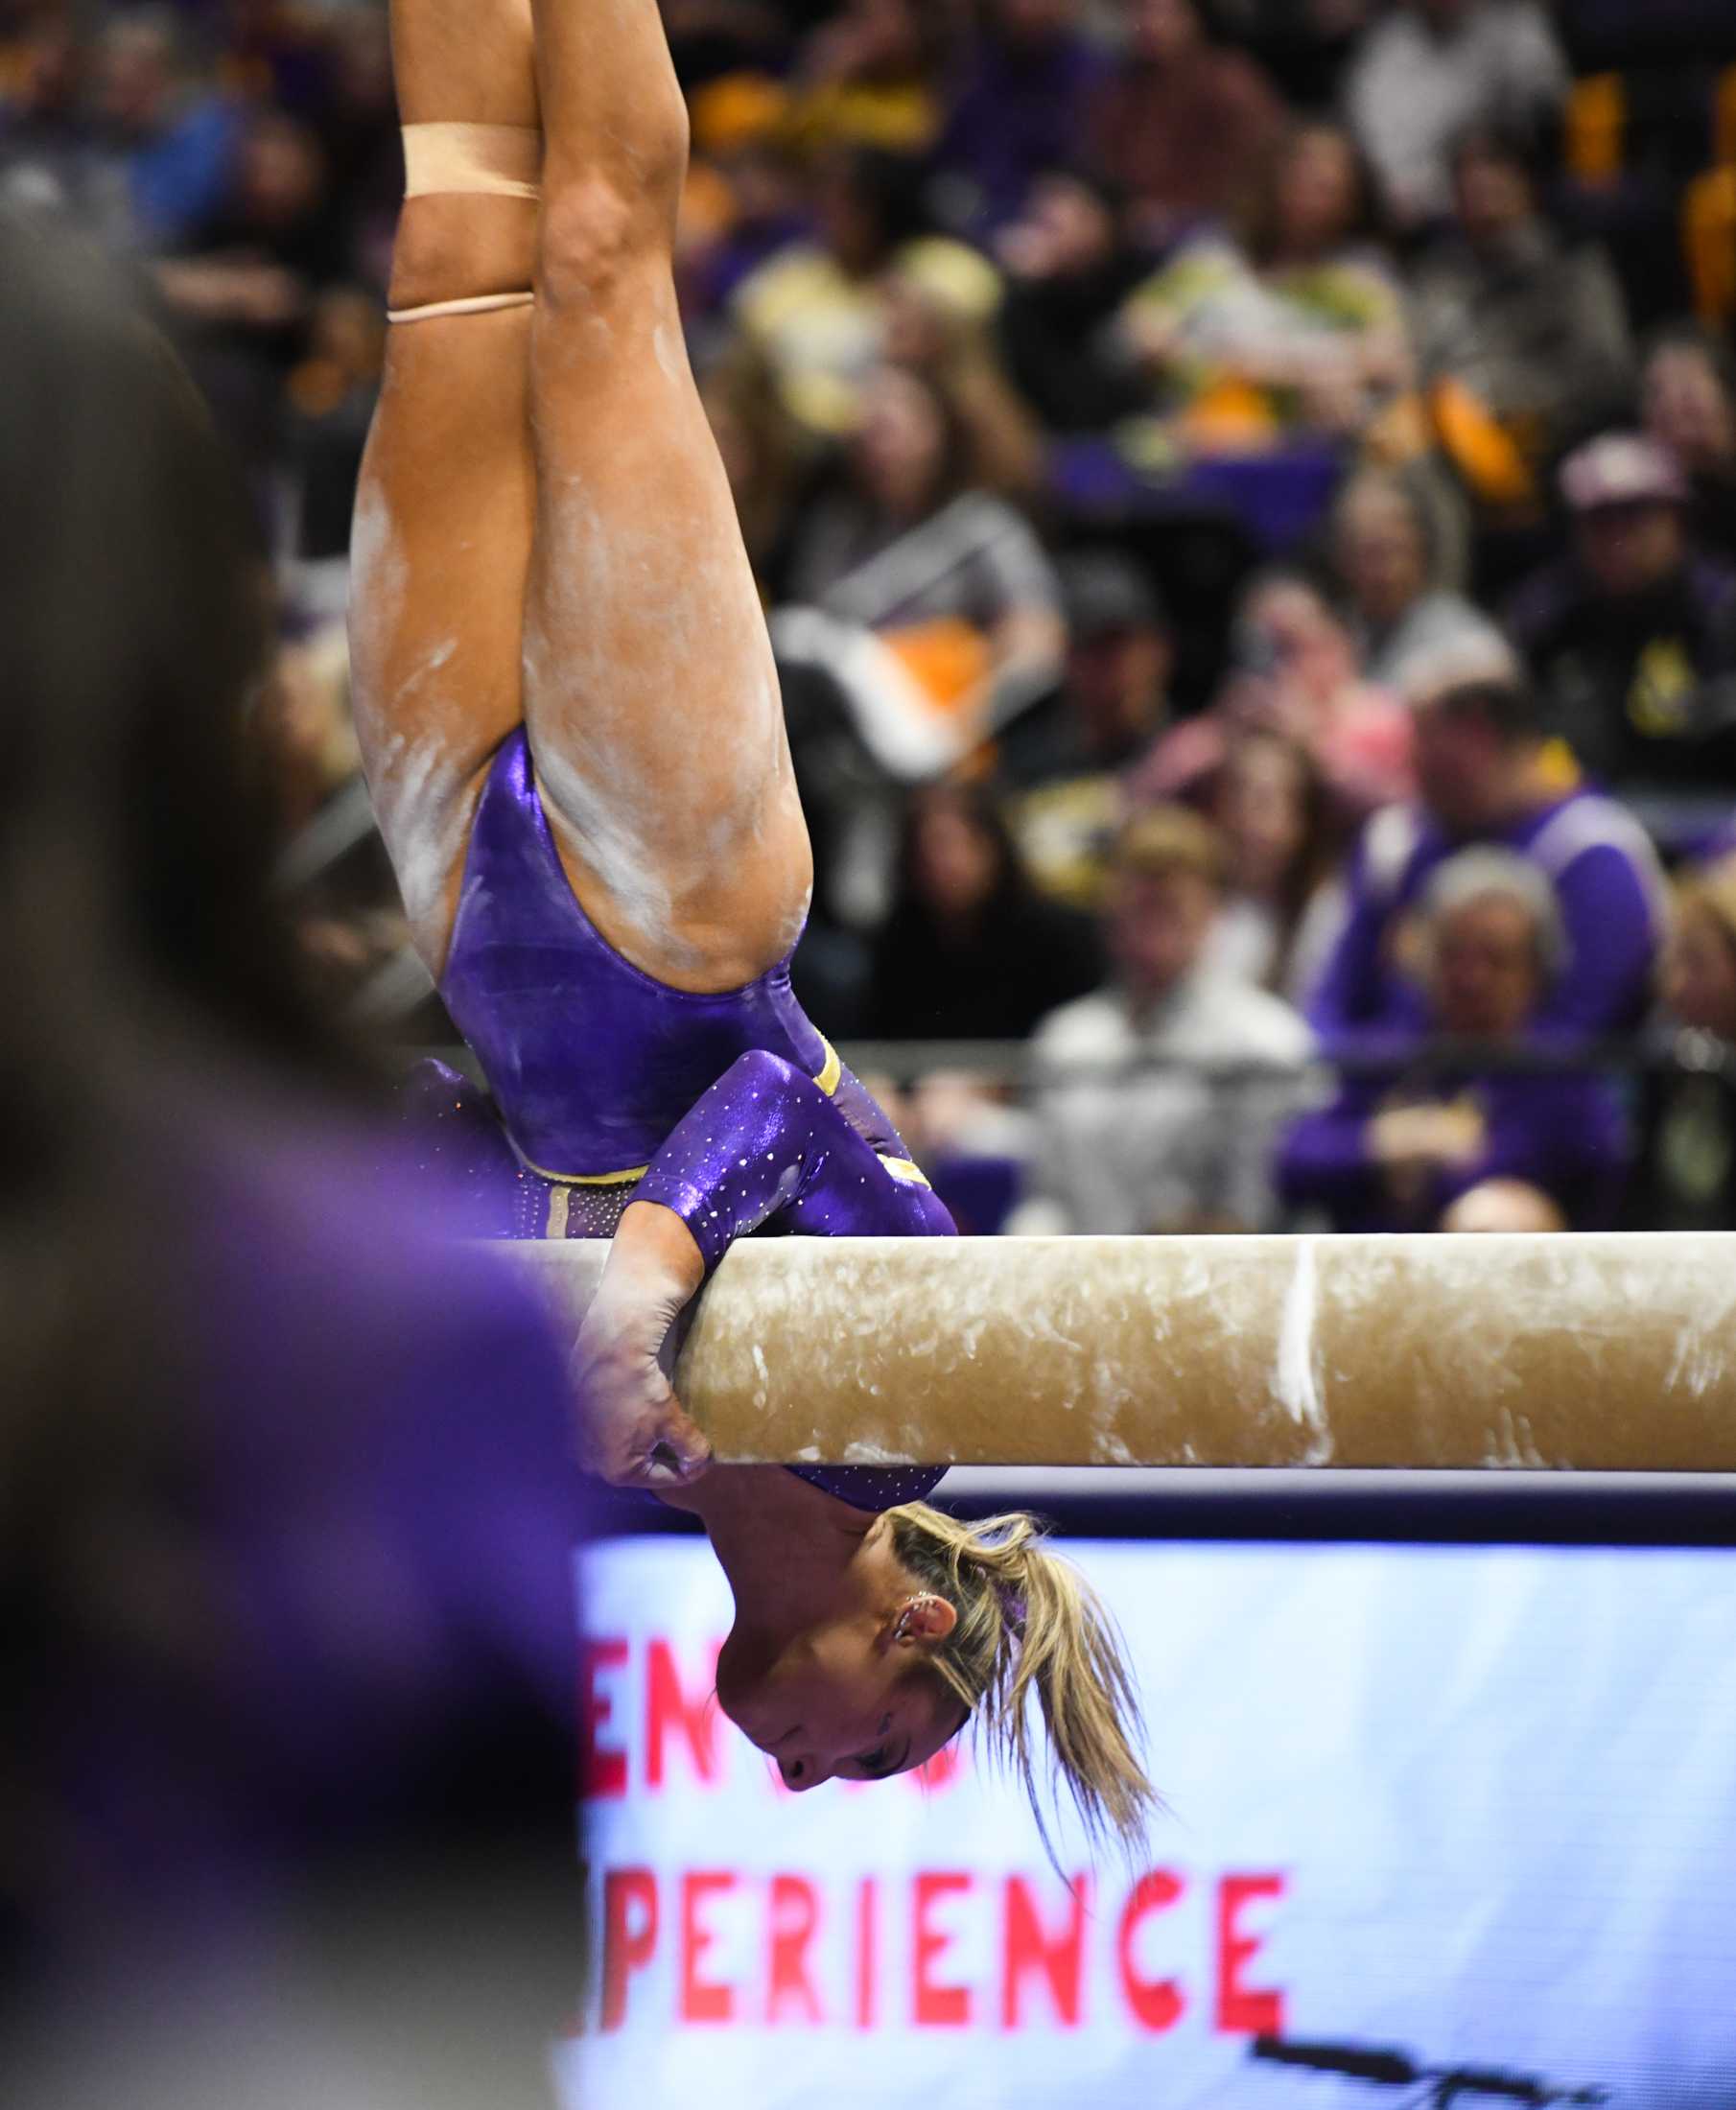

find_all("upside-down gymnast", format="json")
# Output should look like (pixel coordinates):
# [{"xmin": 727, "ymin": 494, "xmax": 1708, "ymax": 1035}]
[{"xmin": 349, "ymin": 0, "xmax": 1154, "ymax": 1851}]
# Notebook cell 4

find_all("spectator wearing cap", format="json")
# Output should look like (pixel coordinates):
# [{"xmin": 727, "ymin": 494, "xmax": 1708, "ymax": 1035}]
[
  {"xmin": 1642, "ymin": 329, "xmax": 1736, "ymax": 572},
  {"xmin": 1085, "ymin": 0, "xmax": 1287, "ymax": 253},
  {"xmin": 1309, "ymin": 632, "xmax": 1666, "ymax": 1046},
  {"xmin": 1000, "ymin": 552, "xmax": 1177, "ymax": 911},
  {"xmin": 1279, "ymin": 847, "xmax": 1630, "ymax": 1231},
  {"xmin": 1013, "ymin": 806, "xmax": 1314, "ymax": 1233},
  {"xmin": 1409, "ymin": 125, "xmax": 1632, "ymax": 515},
  {"xmin": 1344, "ymin": 0, "xmax": 1568, "ymax": 234},
  {"xmin": 1507, "ymin": 434, "xmax": 1736, "ymax": 794}
]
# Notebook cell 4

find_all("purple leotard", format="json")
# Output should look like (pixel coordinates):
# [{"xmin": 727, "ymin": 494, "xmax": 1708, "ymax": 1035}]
[
  {"xmin": 441, "ymin": 729, "xmax": 901, "ymax": 1180},
  {"xmin": 421, "ymin": 727, "xmax": 954, "ymax": 1510}
]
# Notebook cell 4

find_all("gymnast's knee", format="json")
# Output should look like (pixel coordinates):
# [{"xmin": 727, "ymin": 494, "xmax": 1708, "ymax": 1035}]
[{"xmin": 537, "ymin": 134, "xmax": 688, "ymax": 307}]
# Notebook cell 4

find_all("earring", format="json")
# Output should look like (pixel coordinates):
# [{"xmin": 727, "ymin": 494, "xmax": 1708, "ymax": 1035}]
[{"xmin": 895, "ymin": 1594, "xmax": 942, "ymax": 1642}]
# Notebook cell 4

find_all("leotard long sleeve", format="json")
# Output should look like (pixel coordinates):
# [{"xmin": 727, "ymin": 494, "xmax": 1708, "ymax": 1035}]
[
  {"xmin": 635, "ymin": 1048, "xmax": 954, "ymax": 1269},
  {"xmin": 409, "ymin": 1051, "xmax": 954, "ymax": 1510}
]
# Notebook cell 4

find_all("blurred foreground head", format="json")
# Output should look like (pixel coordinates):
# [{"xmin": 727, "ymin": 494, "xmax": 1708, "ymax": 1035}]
[
  {"xmin": 0, "ymin": 212, "xmax": 333, "ymax": 1092},
  {"xmin": 0, "ymin": 219, "xmax": 582, "ymax": 2108}
]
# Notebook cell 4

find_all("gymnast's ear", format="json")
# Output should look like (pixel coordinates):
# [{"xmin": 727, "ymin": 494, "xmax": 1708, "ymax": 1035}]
[{"xmin": 889, "ymin": 1592, "xmax": 956, "ymax": 1648}]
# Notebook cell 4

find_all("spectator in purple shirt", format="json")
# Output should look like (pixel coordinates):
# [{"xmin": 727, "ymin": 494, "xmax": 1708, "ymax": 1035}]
[
  {"xmin": 1280, "ymin": 847, "xmax": 1631, "ymax": 1230},
  {"xmin": 1307, "ymin": 632, "xmax": 1666, "ymax": 1045},
  {"xmin": 932, "ymin": 0, "xmax": 1111, "ymax": 240}
]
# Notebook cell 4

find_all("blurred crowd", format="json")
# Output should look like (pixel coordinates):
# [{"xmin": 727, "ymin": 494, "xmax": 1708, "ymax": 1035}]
[{"xmin": 9, "ymin": 0, "xmax": 1736, "ymax": 1238}]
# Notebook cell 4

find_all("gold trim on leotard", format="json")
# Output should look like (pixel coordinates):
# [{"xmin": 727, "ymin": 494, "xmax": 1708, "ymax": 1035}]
[{"xmin": 812, "ymin": 1035, "xmax": 843, "ymax": 1097}]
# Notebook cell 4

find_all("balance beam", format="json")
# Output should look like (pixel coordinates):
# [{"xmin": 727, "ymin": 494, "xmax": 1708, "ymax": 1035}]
[{"xmin": 508, "ymin": 1233, "xmax": 1736, "ymax": 1472}]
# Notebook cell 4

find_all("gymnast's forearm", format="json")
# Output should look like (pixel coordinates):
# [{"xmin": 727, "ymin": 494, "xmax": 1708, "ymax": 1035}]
[{"xmin": 584, "ymin": 1201, "xmax": 705, "ymax": 1364}]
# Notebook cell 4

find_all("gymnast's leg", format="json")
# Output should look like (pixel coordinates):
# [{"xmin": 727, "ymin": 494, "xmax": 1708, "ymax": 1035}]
[
  {"xmin": 347, "ymin": 0, "xmax": 540, "ymax": 966},
  {"xmin": 520, "ymin": 0, "xmax": 812, "ymax": 994}
]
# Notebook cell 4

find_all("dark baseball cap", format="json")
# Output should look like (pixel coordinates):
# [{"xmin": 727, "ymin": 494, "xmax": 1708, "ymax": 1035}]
[{"xmin": 1060, "ymin": 552, "xmax": 1169, "ymax": 640}]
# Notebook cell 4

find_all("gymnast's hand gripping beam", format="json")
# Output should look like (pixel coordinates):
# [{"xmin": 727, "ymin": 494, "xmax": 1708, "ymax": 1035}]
[{"xmin": 507, "ymin": 1233, "xmax": 1736, "ymax": 1473}]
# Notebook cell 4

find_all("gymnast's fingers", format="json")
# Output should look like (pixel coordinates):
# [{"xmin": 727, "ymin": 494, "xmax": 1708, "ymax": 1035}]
[{"xmin": 643, "ymin": 1397, "xmax": 714, "ymax": 1486}]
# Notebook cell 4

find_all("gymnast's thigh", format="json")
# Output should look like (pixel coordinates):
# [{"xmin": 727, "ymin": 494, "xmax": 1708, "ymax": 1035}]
[
  {"xmin": 348, "ymin": 291, "xmax": 535, "ymax": 969},
  {"xmin": 518, "ymin": 240, "xmax": 812, "ymax": 995}
]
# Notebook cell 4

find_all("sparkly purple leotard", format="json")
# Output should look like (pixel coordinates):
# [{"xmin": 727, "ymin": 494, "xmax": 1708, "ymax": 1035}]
[{"xmin": 420, "ymin": 727, "xmax": 953, "ymax": 1510}]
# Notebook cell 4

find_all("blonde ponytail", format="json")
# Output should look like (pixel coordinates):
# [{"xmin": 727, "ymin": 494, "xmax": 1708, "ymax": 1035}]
[{"xmin": 886, "ymin": 1504, "xmax": 1160, "ymax": 1865}]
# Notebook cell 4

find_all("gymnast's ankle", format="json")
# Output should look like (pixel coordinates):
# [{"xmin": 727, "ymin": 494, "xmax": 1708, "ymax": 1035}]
[{"xmin": 387, "ymin": 190, "xmax": 538, "ymax": 322}]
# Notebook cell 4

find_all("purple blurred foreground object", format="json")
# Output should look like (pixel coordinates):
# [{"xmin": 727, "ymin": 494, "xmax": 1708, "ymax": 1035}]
[{"xmin": 8, "ymin": 1079, "xmax": 590, "ymax": 2110}]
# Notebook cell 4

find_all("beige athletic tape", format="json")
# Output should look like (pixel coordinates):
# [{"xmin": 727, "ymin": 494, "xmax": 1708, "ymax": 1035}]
[
  {"xmin": 387, "ymin": 290, "xmax": 535, "ymax": 323},
  {"xmin": 506, "ymin": 1231, "xmax": 1736, "ymax": 1472},
  {"xmin": 402, "ymin": 121, "xmax": 542, "ymax": 200}
]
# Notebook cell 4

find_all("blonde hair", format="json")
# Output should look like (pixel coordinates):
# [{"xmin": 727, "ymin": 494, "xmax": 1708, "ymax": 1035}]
[
  {"xmin": 1113, "ymin": 804, "xmax": 1227, "ymax": 892},
  {"xmin": 886, "ymin": 1503, "xmax": 1160, "ymax": 1866}
]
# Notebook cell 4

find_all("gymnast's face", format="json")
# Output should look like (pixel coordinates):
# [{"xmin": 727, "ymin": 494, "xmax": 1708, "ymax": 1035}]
[{"xmin": 716, "ymin": 1579, "xmax": 967, "ymax": 1792}]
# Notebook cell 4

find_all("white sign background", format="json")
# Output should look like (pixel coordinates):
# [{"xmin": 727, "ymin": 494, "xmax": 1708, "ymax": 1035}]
[{"xmin": 557, "ymin": 1537, "xmax": 1736, "ymax": 2110}]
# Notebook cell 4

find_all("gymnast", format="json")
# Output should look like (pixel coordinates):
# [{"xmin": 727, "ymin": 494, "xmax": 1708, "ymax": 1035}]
[{"xmin": 349, "ymin": 0, "xmax": 1154, "ymax": 1852}]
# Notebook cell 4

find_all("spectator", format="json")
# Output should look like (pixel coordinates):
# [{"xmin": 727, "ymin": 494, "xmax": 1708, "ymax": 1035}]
[
  {"xmin": 995, "ymin": 166, "xmax": 1153, "ymax": 435},
  {"xmin": 1309, "ymin": 633, "xmax": 1667, "ymax": 1047},
  {"xmin": 1138, "ymin": 568, "xmax": 1413, "ymax": 814},
  {"xmin": 0, "ymin": 15, "xmax": 100, "ymax": 223},
  {"xmin": 157, "ymin": 107, "xmax": 341, "ymax": 362},
  {"xmin": 88, "ymin": 9, "xmax": 243, "ymax": 253},
  {"xmin": 1119, "ymin": 119, "xmax": 1414, "ymax": 456},
  {"xmin": 1002, "ymin": 551, "xmax": 1177, "ymax": 909},
  {"xmin": 1206, "ymin": 727, "xmax": 1349, "ymax": 1005},
  {"xmin": 1642, "ymin": 327, "xmax": 1736, "ymax": 568},
  {"xmin": 1629, "ymin": 852, "xmax": 1736, "ymax": 1230},
  {"xmin": 1086, "ymin": 0, "xmax": 1287, "ymax": 252},
  {"xmin": 1507, "ymin": 433, "xmax": 1736, "ymax": 793},
  {"xmin": 1280, "ymin": 848, "xmax": 1630, "ymax": 1229},
  {"xmin": 932, "ymin": 0, "xmax": 1110, "ymax": 239},
  {"xmin": 1344, "ymin": 0, "xmax": 1568, "ymax": 234},
  {"xmin": 864, "ymin": 780, "xmax": 1101, "ymax": 1039},
  {"xmin": 1330, "ymin": 462, "xmax": 1484, "ymax": 686},
  {"xmin": 790, "ymin": 0, "xmax": 951, "ymax": 155},
  {"xmin": 1015, "ymin": 806, "xmax": 1314, "ymax": 1232},
  {"xmin": 730, "ymin": 144, "xmax": 998, "ymax": 438},
  {"xmin": 774, "ymin": 363, "xmax": 1066, "ymax": 781},
  {"xmin": 878, "ymin": 260, "xmax": 1044, "ymax": 499},
  {"xmin": 1410, "ymin": 125, "xmax": 1633, "ymax": 515}
]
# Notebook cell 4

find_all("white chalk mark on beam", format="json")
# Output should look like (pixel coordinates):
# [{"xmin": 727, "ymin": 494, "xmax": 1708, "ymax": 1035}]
[{"xmin": 1275, "ymin": 1235, "xmax": 1331, "ymax": 1464}]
